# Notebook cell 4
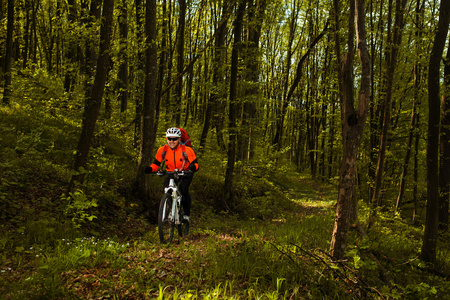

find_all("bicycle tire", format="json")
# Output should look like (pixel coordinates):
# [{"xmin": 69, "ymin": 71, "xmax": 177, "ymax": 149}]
[
  {"xmin": 158, "ymin": 193, "xmax": 175, "ymax": 243},
  {"xmin": 177, "ymin": 205, "xmax": 190, "ymax": 238}
]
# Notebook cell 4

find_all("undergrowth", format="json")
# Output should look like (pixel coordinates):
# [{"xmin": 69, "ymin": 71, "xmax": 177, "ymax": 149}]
[{"xmin": 1, "ymin": 72, "xmax": 449, "ymax": 299}]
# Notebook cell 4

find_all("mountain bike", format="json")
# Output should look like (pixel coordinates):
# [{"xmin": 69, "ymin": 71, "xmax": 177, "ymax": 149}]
[{"xmin": 156, "ymin": 170, "xmax": 191, "ymax": 243}]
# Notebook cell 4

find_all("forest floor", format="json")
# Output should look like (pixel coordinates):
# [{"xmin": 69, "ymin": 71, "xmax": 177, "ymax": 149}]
[{"xmin": 3, "ymin": 168, "xmax": 449, "ymax": 299}]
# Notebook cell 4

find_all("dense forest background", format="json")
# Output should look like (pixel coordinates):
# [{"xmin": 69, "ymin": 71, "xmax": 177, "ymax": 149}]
[{"xmin": 1, "ymin": 0, "xmax": 450, "ymax": 298}]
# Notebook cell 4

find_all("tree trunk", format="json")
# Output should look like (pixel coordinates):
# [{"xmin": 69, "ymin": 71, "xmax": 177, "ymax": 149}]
[
  {"xmin": 224, "ymin": 0, "xmax": 246, "ymax": 210},
  {"xmin": 134, "ymin": 0, "xmax": 145, "ymax": 148},
  {"xmin": 70, "ymin": 0, "xmax": 115, "ymax": 188},
  {"xmin": 273, "ymin": 21, "xmax": 329, "ymax": 149},
  {"xmin": 2, "ymin": 0, "xmax": 14, "ymax": 105},
  {"xmin": 174, "ymin": 0, "xmax": 186, "ymax": 126},
  {"xmin": 372, "ymin": 0, "xmax": 407, "ymax": 206},
  {"xmin": 135, "ymin": 0, "xmax": 158, "ymax": 219},
  {"xmin": 439, "ymin": 40, "xmax": 450, "ymax": 231},
  {"xmin": 23, "ymin": 0, "xmax": 30, "ymax": 69},
  {"xmin": 421, "ymin": 0, "xmax": 450, "ymax": 264},
  {"xmin": 64, "ymin": 0, "xmax": 77, "ymax": 93},
  {"xmin": 118, "ymin": 0, "xmax": 129, "ymax": 114},
  {"xmin": 199, "ymin": 1, "xmax": 232, "ymax": 153},
  {"xmin": 272, "ymin": 2, "xmax": 298, "ymax": 148},
  {"xmin": 238, "ymin": 0, "xmax": 265, "ymax": 162},
  {"xmin": 396, "ymin": 0, "xmax": 423, "ymax": 213},
  {"xmin": 330, "ymin": 0, "xmax": 371, "ymax": 260},
  {"xmin": 395, "ymin": 99, "xmax": 417, "ymax": 211}
]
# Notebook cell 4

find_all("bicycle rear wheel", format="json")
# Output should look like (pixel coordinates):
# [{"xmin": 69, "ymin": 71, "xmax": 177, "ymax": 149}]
[
  {"xmin": 177, "ymin": 206, "xmax": 189, "ymax": 238},
  {"xmin": 158, "ymin": 193, "xmax": 175, "ymax": 243}
]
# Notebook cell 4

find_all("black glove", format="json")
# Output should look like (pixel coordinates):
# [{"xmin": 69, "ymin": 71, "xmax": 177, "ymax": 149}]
[
  {"xmin": 144, "ymin": 166, "xmax": 152, "ymax": 174},
  {"xmin": 189, "ymin": 163, "xmax": 197, "ymax": 172}
]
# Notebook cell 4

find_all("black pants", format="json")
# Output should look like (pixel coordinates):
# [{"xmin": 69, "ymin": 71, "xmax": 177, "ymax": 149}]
[{"xmin": 164, "ymin": 173, "xmax": 193, "ymax": 216}]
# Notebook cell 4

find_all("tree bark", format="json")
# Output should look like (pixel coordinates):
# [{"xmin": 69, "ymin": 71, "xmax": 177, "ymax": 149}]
[
  {"xmin": 238, "ymin": 0, "xmax": 266, "ymax": 162},
  {"xmin": 2, "ymin": 0, "xmax": 14, "ymax": 105},
  {"xmin": 174, "ymin": 0, "xmax": 186, "ymax": 126},
  {"xmin": 224, "ymin": 0, "xmax": 246, "ymax": 210},
  {"xmin": 372, "ymin": 0, "xmax": 408, "ymax": 206},
  {"xmin": 199, "ymin": 1, "xmax": 233, "ymax": 153},
  {"xmin": 330, "ymin": 0, "xmax": 371, "ymax": 260},
  {"xmin": 439, "ymin": 40, "xmax": 450, "ymax": 231},
  {"xmin": 421, "ymin": 0, "xmax": 450, "ymax": 264},
  {"xmin": 63, "ymin": 0, "xmax": 77, "ymax": 93},
  {"xmin": 118, "ymin": 0, "xmax": 129, "ymax": 114},
  {"xmin": 70, "ymin": 0, "xmax": 115, "ymax": 188},
  {"xmin": 396, "ymin": 0, "xmax": 423, "ymax": 213},
  {"xmin": 134, "ymin": 0, "xmax": 144, "ymax": 148},
  {"xmin": 135, "ymin": 0, "xmax": 158, "ymax": 218},
  {"xmin": 272, "ymin": 21, "xmax": 329, "ymax": 148},
  {"xmin": 395, "ymin": 99, "xmax": 417, "ymax": 211}
]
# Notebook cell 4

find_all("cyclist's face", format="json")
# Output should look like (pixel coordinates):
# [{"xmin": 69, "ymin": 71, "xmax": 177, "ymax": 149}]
[{"xmin": 167, "ymin": 137, "xmax": 180, "ymax": 149}]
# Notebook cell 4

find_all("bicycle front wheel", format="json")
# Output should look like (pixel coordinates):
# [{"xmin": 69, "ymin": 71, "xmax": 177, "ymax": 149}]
[{"xmin": 158, "ymin": 193, "xmax": 175, "ymax": 243}]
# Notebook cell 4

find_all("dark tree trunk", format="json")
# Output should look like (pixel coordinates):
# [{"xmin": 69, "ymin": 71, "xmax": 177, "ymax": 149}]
[
  {"xmin": 224, "ymin": 0, "xmax": 246, "ymax": 209},
  {"xmin": 199, "ymin": 1, "xmax": 232, "ymax": 153},
  {"xmin": 396, "ymin": 99, "xmax": 417, "ymax": 211},
  {"xmin": 397, "ymin": 0, "xmax": 423, "ymax": 213},
  {"xmin": 372, "ymin": 0, "xmax": 407, "ymax": 206},
  {"xmin": 272, "ymin": 21, "xmax": 329, "ymax": 149},
  {"xmin": 2, "ymin": 0, "xmax": 14, "ymax": 105},
  {"xmin": 64, "ymin": 0, "xmax": 77, "ymax": 93},
  {"xmin": 134, "ymin": 0, "xmax": 144, "ymax": 148},
  {"xmin": 135, "ymin": 0, "xmax": 158, "ymax": 218},
  {"xmin": 238, "ymin": 0, "xmax": 265, "ymax": 162},
  {"xmin": 439, "ymin": 40, "xmax": 450, "ymax": 231},
  {"xmin": 118, "ymin": 0, "xmax": 129, "ymax": 114},
  {"xmin": 272, "ymin": 1, "xmax": 298, "ymax": 148},
  {"xmin": 70, "ymin": 0, "xmax": 115, "ymax": 188},
  {"xmin": 421, "ymin": 0, "xmax": 450, "ymax": 263},
  {"xmin": 23, "ymin": 0, "xmax": 30, "ymax": 69},
  {"xmin": 154, "ymin": 0, "xmax": 168, "ymax": 134},
  {"xmin": 175, "ymin": 0, "xmax": 186, "ymax": 126}
]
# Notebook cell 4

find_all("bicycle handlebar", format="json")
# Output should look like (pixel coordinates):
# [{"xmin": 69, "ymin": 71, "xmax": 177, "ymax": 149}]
[{"xmin": 155, "ymin": 170, "xmax": 193, "ymax": 177}]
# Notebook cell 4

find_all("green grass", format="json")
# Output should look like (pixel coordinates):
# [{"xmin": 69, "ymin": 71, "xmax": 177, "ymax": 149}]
[{"xmin": 1, "ymin": 72, "xmax": 450, "ymax": 299}]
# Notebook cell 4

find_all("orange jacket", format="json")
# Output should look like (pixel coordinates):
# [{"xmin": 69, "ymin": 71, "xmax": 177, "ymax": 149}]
[{"xmin": 150, "ymin": 144, "xmax": 199, "ymax": 172}]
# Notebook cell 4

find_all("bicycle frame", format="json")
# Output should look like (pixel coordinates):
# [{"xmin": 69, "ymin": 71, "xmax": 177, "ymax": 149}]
[{"xmin": 164, "ymin": 178, "xmax": 182, "ymax": 225}]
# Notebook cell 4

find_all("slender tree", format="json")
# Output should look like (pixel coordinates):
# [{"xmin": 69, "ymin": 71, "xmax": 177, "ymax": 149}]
[
  {"xmin": 439, "ymin": 39, "xmax": 450, "ymax": 231},
  {"xmin": 69, "ymin": 0, "xmax": 115, "ymax": 188},
  {"xmin": 2, "ymin": 0, "xmax": 14, "ymax": 105},
  {"xmin": 396, "ymin": 0, "xmax": 424, "ymax": 212},
  {"xmin": 63, "ymin": 0, "xmax": 78, "ymax": 93},
  {"xmin": 134, "ymin": 0, "xmax": 145, "ymax": 148},
  {"xmin": 135, "ymin": 0, "xmax": 158, "ymax": 218},
  {"xmin": 118, "ymin": 0, "xmax": 129, "ymax": 114},
  {"xmin": 174, "ymin": 0, "xmax": 186, "ymax": 125},
  {"xmin": 372, "ymin": 0, "xmax": 408, "ymax": 207},
  {"xmin": 238, "ymin": 0, "xmax": 266, "ymax": 162},
  {"xmin": 224, "ymin": 0, "xmax": 246, "ymax": 209},
  {"xmin": 199, "ymin": 1, "xmax": 233, "ymax": 153},
  {"xmin": 272, "ymin": 21, "xmax": 329, "ymax": 149},
  {"xmin": 421, "ymin": 0, "xmax": 450, "ymax": 263}
]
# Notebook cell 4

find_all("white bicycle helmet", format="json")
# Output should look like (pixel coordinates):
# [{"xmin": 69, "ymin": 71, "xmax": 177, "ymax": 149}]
[{"xmin": 166, "ymin": 127, "xmax": 181, "ymax": 138}]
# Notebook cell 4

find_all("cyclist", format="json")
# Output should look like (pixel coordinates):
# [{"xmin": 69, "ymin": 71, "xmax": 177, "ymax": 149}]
[{"xmin": 145, "ymin": 127, "xmax": 199, "ymax": 223}]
